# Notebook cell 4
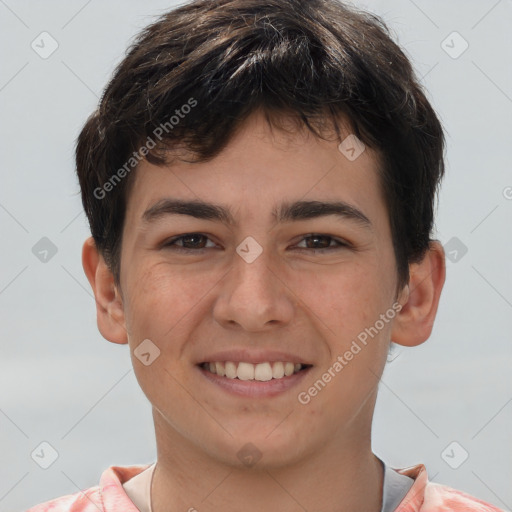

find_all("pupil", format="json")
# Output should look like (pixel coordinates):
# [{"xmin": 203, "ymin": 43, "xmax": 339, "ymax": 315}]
[
  {"xmin": 308, "ymin": 235, "xmax": 328, "ymax": 248},
  {"xmin": 186, "ymin": 234, "xmax": 203, "ymax": 247}
]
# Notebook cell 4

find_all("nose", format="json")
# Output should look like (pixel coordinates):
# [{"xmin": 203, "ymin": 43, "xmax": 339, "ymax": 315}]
[{"xmin": 212, "ymin": 246, "xmax": 296, "ymax": 332}]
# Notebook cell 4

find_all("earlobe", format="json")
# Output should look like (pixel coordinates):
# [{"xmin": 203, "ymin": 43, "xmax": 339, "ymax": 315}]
[
  {"xmin": 391, "ymin": 241, "xmax": 446, "ymax": 347},
  {"xmin": 82, "ymin": 237, "xmax": 128, "ymax": 345}
]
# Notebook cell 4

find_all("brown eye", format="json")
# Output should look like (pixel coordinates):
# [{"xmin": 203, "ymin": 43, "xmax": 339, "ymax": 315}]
[
  {"xmin": 295, "ymin": 234, "xmax": 349, "ymax": 252},
  {"xmin": 163, "ymin": 233, "xmax": 215, "ymax": 251}
]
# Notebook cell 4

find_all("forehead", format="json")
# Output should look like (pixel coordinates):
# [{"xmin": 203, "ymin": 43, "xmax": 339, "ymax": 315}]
[{"xmin": 123, "ymin": 110, "xmax": 385, "ymax": 228}]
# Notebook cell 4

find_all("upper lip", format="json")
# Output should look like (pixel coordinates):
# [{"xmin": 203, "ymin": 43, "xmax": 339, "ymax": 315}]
[{"xmin": 197, "ymin": 349, "xmax": 312, "ymax": 365}]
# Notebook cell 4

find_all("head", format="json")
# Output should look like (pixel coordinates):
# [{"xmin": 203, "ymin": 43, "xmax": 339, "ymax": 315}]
[{"xmin": 80, "ymin": 0, "xmax": 445, "ymax": 469}]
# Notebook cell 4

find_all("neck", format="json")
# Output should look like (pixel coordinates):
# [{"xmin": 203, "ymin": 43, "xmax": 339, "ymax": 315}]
[{"xmin": 150, "ymin": 410, "xmax": 384, "ymax": 512}]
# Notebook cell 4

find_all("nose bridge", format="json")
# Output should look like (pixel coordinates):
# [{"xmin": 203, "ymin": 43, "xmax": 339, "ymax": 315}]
[
  {"xmin": 231, "ymin": 241, "xmax": 277, "ymax": 304},
  {"xmin": 213, "ymin": 239, "xmax": 295, "ymax": 330},
  {"xmin": 231, "ymin": 226, "xmax": 274, "ymax": 284}
]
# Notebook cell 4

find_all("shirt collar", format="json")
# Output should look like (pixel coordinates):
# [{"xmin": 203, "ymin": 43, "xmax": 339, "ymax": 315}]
[{"xmin": 99, "ymin": 464, "xmax": 152, "ymax": 512}]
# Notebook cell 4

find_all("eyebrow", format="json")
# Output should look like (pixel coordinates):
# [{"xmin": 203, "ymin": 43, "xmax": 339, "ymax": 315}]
[{"xmin": 141, "ymin": 198, "xmax": 372, "ymax": 229}]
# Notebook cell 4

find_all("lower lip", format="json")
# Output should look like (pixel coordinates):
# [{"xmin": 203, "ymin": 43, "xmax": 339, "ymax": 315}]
[{"xmin": 197, "ymin": 365, "xmax": 312, "ymax": 398}]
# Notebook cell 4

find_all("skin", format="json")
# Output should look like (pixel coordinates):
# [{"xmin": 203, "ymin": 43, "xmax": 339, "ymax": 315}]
[{"xmin": 83, "ymin": 110, "xmax": 445, "ymax": 512}]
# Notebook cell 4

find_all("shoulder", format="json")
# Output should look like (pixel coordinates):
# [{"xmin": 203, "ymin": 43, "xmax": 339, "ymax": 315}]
[
  {"xmin": 24, "ymin": 485, "xmax": 103, "ymax": 512},
  {"xmin": 395, "ymin": 464, "xmax": 504, "ymax": 512},
  {"xmin": 420, "ymin": 481, "xmax": 505, "ymax": 512},
  {"xmin": 23, "ymin": 464, "xmax": 149, "ymax": 512}
]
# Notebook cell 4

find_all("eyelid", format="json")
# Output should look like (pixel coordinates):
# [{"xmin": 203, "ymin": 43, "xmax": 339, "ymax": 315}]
[
  {"xmin": 292, "ymin": 234, "xmax": 352, "ymax": 252},
  {"xmin": 162, "ymin": 233, "xmax": 217, "ymax": 250},
  {"xmin": 162, "ymin": 233, "xmax": 352, "ymax": 252}
]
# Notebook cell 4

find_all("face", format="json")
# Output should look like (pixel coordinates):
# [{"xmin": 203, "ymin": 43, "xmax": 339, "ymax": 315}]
[{"xmin": 117, "ymin": 111, "xmax": 406, "ymax": 468}]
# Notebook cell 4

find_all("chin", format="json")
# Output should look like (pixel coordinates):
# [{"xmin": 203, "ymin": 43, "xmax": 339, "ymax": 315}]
[{"xmin": 209, "ymin": 428, "xmax": 312, "ymax": 470}]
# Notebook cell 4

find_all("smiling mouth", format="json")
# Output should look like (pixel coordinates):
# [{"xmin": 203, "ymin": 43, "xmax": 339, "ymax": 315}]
[{"xmin": 198, "ymin": 361, "xmax": 312, "ymax": 381}]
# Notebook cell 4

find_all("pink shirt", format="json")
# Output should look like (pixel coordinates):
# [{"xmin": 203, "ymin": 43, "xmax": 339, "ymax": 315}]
[{"xmin": 24, "ymin": 462, "xmax": 505, "ymax": 512}]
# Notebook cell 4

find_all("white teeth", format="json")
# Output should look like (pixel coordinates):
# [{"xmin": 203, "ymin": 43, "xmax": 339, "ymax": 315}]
[
  {"xmin": 254, "ymin": 362, "xmax": 273, "ymax": 381},
  {"xmin": 272, "ymin": 361, "xmax": 285, "ymax": 378},
  {"xmin": 215, "ymin": 361, "xmax": 225, "ymax": 377},
  {"xmin": 225, "ymin": 361, "xmax": 237, "ymax": 379},
  {"xmin": 237, "ymin": 362, "xmax": 255, "ymax": 381},
  {"xmin": 284, "ymin": 362, "xmax": 295, "ymax": 376},
  {"xmin": 203, "ymin": 361, "xmax": 306, "ymax": 381}
]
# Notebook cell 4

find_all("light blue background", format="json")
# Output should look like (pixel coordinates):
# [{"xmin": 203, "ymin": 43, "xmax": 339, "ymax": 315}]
[{"xmin": 1, "ymin": 1, "xmax": 511, "ymax": 510}]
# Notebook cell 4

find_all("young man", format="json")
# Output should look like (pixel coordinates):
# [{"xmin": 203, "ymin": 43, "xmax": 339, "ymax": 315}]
[{"xmin": 26, "ymin": 0, "xmax": 503, "ymax": 511}]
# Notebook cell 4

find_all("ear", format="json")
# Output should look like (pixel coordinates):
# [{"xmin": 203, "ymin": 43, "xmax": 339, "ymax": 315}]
[
  {"xmin": 391, "ymin": 241, "xmax": 446, "ymax": 347},
  {"xmin": 82, "ymin": 236, "xmax": 128, "ymax": 345}
]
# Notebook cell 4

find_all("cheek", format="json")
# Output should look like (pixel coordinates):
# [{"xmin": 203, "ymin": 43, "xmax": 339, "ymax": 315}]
[
  {"xmin": 301, "ymin": 259, "xmax": 383, "ymax": 329},
  {"xmin": 301, "ymin": 258, "xmax": 394, "ymax": 380},
  {"xmin": 124, "ymin": 262, "xmax": 202, "ymax": 341}
]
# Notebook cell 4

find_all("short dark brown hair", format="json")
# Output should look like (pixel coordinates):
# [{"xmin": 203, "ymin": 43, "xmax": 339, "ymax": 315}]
[{"xmin": 76, "ymin": 0, "xmax": 445, "ymax": 292}]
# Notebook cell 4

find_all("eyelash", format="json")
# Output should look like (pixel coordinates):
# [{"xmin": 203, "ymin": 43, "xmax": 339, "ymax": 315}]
[{"xmin": 162, "ymin": 233, "xmax": 350, "ymax": 253}]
